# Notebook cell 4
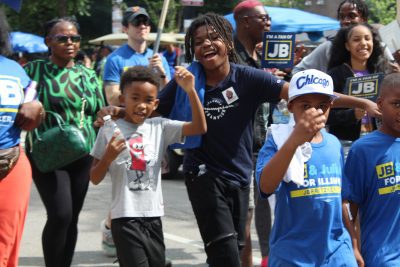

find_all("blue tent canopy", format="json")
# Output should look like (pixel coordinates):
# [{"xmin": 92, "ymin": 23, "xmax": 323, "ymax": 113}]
[
  {"xmin": 10, "ymin": 31, "xmax": 48, "ymax": 53},
  {"xmin": 225, "ymin": 6, "xmax": 339, "ymax": 41},
  {"xmin": 0, "ymin": 0, "xmax": 22, "ymax": 12}
]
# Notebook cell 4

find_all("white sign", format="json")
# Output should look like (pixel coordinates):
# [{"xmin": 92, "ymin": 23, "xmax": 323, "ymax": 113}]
[
  {"xmin": 379, "ymin": 20, "xmax": 400, "ymax": 53},
  {"xmin": 181, "ymin": 0, "xmax": 204, "ymax": 6}
]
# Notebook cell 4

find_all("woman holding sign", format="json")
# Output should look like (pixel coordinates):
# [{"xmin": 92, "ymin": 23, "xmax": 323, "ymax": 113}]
[
  {"xmin": 97, "ymin": 13, "xmax": 382, "ymax": 267},
  {"xmin": 327, "ymin": 23, "xmax": 389, "ymax": 141}
]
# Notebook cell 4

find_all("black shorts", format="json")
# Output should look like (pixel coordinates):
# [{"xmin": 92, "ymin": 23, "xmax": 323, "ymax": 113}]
[{"xmin": 111, "ymin": 217, "xmax": 165, "ymax": 267}]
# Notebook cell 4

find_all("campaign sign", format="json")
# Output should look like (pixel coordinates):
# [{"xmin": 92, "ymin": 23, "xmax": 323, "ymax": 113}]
[
  {"xmin": 261, "ymin": 32, "xmax": 295, "ymax": 69},
  {"xmin": 344, "ymin": 73, "xmax": 384, "ymax": 101}
]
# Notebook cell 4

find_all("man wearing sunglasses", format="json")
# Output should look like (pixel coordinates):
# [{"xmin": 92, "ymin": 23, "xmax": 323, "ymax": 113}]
[{"xmin": 103, "ymin": 6, "xmax": 171, "ymax": 106}]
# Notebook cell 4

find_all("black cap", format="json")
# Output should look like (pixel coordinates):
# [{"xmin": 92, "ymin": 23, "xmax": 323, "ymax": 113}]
[{"xmin": 122, "ymin": 6, "xmax": 150, "ymax": 27}]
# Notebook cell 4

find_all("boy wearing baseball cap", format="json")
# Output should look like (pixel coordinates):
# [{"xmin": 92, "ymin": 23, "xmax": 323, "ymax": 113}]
[{"xmin": 256, "ymin": 69, "xmax": 357, "ymax": 266}]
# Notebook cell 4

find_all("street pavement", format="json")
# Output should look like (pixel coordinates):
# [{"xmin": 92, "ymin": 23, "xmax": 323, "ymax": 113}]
[{"xmin": 19, "ymin": 173, "xmax": 263, "ymax": 266}]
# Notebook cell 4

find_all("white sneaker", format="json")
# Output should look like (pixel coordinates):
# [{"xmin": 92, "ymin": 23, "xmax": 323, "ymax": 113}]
[{"xmin": 101, "ymin": 219, "xmax": 116, "ymax": 257}]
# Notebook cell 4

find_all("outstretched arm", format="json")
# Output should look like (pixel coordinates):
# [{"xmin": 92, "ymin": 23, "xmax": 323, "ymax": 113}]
[
  {"xmin": 332, "ymin": 93, "xmax": 381, "ymax": 118},
  {"xmin": 174, "ymin": 66, "xmax": 207, "ymax": 137}
]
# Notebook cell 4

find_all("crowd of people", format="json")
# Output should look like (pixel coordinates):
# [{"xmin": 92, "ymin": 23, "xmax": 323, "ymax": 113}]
[{"xmin": 0, "ymin": 0, "xmax": 399, "ymax": 267}]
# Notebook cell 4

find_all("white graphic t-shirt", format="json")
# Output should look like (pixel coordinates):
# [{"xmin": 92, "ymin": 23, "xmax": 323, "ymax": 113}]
[{"xmin": 91, "ymin": 117, "xmax": 184, "ymax": 218}]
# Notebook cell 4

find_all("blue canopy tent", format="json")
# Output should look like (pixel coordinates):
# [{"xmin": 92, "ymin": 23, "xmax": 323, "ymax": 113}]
[
  {"xmin": 0, "ymin": 0, "xmax": 22, "ymax": 12},
  {"xmin": 10, "ymin": 31, "xmax": 48, "ymax": 53},
  {"xmin": 225, "ymin": 6, "xmax": 340, "ymax": 41}
]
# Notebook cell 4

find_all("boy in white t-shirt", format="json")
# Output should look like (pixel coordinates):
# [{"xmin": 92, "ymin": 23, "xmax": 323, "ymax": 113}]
[{"xmin": 90, "ymin": 65, "xmax": 206, "ymax": 266}]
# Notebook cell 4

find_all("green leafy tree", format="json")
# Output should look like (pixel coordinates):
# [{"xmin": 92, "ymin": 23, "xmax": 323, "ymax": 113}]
[
  {"xmin": 366, "ymin": 0, "xmax": 396, "ymax": 25},
  {"xmin": 4, "ymin": 0, "xmax": 93, "ymax": 35}
]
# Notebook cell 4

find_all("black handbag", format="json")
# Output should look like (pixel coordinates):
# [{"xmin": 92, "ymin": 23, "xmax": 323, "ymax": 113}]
[{"xmin": 30, "ymin": 110, "xmax": 89, "ymax": 173}]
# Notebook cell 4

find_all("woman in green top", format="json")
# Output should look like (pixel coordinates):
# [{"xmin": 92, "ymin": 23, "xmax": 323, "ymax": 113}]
[{"xmin": 24, "ymin": 17, "xmax": 105, "ymax": 267}]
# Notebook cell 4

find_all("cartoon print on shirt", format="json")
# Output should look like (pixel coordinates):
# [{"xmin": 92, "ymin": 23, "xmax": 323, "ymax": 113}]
[{"xmin": 126, "ymin": 133, "xmax": 151, "ymax": 191}]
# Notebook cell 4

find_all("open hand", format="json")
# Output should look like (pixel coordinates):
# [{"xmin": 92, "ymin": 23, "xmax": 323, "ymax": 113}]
[{"xmin": 363, "ymin": 99, "xmax": 381, "ymax": 119}]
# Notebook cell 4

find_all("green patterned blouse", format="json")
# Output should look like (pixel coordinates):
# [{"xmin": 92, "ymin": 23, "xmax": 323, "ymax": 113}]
[{"xmin": 24, "ymin": 59, "xmax": 105, "ymax": 149}]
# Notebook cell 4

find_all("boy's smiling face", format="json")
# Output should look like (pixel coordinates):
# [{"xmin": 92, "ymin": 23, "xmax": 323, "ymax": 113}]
[
  {"xmin": 119, "ymin": 81, "xmax": 159, "ymax": 124},
  {"xmin": 288, "ymin": 94, "xmax": 333, "ymax": 123}
]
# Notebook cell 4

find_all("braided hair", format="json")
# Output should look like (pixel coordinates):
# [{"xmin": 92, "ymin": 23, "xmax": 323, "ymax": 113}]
[
  {"xmin": 184, "ymin": 12, "xmax": 237, "ymax": 63},
  {"xmin": 43, "ymin": 16, "xmax": 80, "ymax": 38},
  {"xmin": 337, "ymin": 0, "xmax": 369, "ymax": 20}
]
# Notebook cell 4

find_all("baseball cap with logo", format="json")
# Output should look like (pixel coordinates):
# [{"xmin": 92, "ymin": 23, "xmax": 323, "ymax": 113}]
[
  {"xmin": 122, "ymin": 6, "xmax": 150, "ymax": 27},
  {"xmin": 288, "ymin": 69, "xmax": 338, "ymax": 103}
]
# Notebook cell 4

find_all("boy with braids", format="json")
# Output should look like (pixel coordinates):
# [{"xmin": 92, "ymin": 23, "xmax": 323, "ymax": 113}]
[
  {"xmin": 97, "ymin": 13, "xmax": 381, "ymax": 267},
  {"xmin": 155, "ymin": 13, "xmax": 379, "ymax": 267}
]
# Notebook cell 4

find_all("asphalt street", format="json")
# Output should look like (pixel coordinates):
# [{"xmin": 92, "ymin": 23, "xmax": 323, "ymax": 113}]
[{"xmin": 19, "ymin": 173, "xmax": 264, "ymax": 266}]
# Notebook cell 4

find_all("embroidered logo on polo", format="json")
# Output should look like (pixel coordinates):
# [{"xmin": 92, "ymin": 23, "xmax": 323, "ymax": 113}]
[
  {"xmin": 204, "ymin": 87, "xmax": 239, "ymax": 121},
  {"xmin": 375, "ymin": 161, "xmax": 400, "ymax": 195},
  {"xmin": 290, "ymin": 162, "xmax": 342, "ymax": 198}
]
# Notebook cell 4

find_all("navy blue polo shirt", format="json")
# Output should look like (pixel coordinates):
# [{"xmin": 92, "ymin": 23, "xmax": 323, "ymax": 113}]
[{"xmin": 157, "ymin": 63, "xmax": 283, "ymax": 187}]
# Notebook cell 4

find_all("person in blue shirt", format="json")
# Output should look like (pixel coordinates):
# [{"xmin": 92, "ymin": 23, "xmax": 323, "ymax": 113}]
[
  {"xmin": 342, "ymin": 73, "xmax": 400, "ymax": 267},
  {"xmin": 0, "ymin": 8, "xmax": 44, "ymax": 267},
  {"xmin": 103, "ymin": 6, "xmax": 171, "ymax": 106},
  {"xmin": 96, "ymin": 13, "xmax": 381, "ymax": 267},
  {"xmin": 256, "ymin": 69, "xmax": 357, "ymax": 267}
]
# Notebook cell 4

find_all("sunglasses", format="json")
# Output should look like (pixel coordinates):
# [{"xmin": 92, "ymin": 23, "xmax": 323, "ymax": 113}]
[
  {"xmin": 131, "ymin": 17, "xmax": 150, "ymax": 27},
  {"xmin": 246, "ymin": 14, "xmax": 272, "ymax": 22},
  {"xmin": 51, "ymin": 35, "xmax": 81, "ymax": 44}
]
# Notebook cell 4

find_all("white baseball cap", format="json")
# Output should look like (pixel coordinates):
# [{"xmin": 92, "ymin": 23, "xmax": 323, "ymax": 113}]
[{"xmin": 288, "ymin": 69, "xmax": 338, "ymax": 103}]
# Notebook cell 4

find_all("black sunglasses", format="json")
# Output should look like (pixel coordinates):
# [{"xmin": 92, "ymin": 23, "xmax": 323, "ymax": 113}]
[
  {"xmin": 51, "ymin": 35, "xmax": 81, "ymax": 44},
  {"xmin": 131, "ymin": 17, "xmax": 150, "ymax": 27}
]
